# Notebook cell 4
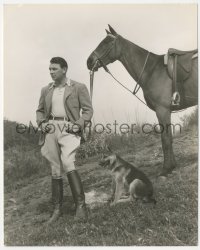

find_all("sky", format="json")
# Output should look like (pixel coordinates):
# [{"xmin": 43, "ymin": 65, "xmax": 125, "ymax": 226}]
[{"xmin": 4, "ymin": 4, "xmax": 197, "ymax": 127}]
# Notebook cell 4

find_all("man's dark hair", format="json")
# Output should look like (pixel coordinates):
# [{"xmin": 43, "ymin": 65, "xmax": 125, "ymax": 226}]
[{"xmin": 50, "ymin": 57, "xmax": 68, "ymax": 69}]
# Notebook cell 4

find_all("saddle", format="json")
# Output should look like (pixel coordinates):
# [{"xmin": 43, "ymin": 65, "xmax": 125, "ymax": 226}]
[{"xmin": 164, "ymin": 48, "xmax": 198, "ymax": 106}]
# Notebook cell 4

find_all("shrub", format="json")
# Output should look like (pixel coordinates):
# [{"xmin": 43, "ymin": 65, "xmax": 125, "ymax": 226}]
[
  {"xmin": 4, "ymin": 119, "xmax": 49, "ymax": 188},
  {"xmin": 76, "ymin": 129, "xmax": 137, "ymax": 160},
  {"xmin": 180, "ymin": 107, "xmax": 198, "ymax": 130}
]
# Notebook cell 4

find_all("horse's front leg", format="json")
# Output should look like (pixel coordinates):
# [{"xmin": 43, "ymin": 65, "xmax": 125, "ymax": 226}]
[{"xmin": 155, "ymin": 107, "xmax": 176, "ymax": 176}]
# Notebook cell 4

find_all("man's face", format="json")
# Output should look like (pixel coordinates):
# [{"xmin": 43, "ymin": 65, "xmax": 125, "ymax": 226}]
[{"xmin": 49, "ymin": 63, "xmax": 67, "ymax": 81}]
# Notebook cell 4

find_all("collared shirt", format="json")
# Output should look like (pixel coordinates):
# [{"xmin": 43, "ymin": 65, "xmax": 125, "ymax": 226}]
[
  {"xmin": 50, "ymin": 77, "xmax": 71, "ymax": 117},
  {"xmin": 49, "ymin": 77, "xmax": 71, "ymax": 90}
]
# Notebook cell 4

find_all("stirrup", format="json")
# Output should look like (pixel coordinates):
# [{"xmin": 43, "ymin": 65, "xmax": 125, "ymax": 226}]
[{"xmin": 171, "ymin": 92, "xmax": 180, "ymax": 106}]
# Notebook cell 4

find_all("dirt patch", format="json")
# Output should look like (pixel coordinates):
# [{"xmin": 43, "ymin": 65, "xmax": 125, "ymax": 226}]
[{"xmin": 85, "ymin": 190, "xmax": 109, "ymax": 208}]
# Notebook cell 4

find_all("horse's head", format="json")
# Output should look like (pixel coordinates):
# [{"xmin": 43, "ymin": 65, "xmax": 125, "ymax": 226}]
[{"xmin": 87, "ymin": 25, "xmax": 120, "ymax": 71}]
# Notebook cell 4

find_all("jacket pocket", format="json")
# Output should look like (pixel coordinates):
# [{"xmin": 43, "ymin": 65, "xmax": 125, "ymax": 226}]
[{"xmin": 67, "ymin": 96, "xmax": 80, "ymax": 108}]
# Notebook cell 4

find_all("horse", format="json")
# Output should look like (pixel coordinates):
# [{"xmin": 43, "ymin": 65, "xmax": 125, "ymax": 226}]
[{"xmin": 87, "ymin": 25, "xmax": 198, "ymax": 176}]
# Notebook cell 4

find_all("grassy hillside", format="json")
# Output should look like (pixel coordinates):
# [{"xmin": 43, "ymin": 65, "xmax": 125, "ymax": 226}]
[
  {"xmin": 4, "ymin": 117, "xmax": 198, "ymax": 246},
  {"xmin": 4, "ymin": 120, "xmax": 50, "ymax": 190}
]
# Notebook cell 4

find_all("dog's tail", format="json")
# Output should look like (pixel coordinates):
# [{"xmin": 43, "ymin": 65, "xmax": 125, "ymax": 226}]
[
  {"xmin": 150, "ymin": 198, "xmax": 157, "ymax": 205},
  {"xmin": 143, "ymin": 197, "xmax": 157, "ymax": 205}
]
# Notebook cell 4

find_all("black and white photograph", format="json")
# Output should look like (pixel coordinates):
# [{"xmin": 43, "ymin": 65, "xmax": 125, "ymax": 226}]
[{"xmin": 3, "ymin": 1, "xmax": 198, "ymax": 246}]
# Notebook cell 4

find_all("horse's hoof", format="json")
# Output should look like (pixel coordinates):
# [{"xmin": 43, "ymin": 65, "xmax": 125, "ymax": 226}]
[{"xmin": 158, "ymin": 167, "xmax": 175, "ymax": 177}]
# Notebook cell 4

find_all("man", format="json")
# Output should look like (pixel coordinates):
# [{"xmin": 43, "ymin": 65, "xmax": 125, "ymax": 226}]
[{"xmin": 36, "ymin": 57, "xmax": 93, "ymax": 223}]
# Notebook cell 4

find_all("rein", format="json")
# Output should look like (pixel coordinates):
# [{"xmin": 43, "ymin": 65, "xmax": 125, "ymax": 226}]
[
  {"xmin": 133, "ymin": 51, "xmax": 150, "ymax": 95},
  {"xmin": 90, "ymin": 61, "xmax": 148, "ymax": 106},
  {"xmin": 89, "ymin": 60, "xmax": 99, "ymax": 101},
  {"xmin": 89, "ymin": 49, "xmax": 150, "ymax": 107},
  {"xmin": 106, "ymin": 69, "xmax": 148, "ymax": 106}
]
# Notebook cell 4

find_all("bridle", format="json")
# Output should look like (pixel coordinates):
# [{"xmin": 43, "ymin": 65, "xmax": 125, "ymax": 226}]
[
  {"xmin": 89, "ymin": 35, "xmax": 150, "ymax": 107},
  {"xmin": 93, "ymin": 34, "xmax": 118, "ymax": 69},
  {"xmin": 89, "ymin": 35, "xmax": 118, "ymax": 100}
]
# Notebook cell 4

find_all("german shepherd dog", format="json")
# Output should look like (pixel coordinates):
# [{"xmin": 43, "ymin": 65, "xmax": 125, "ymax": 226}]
[{"xmin": 99, "ymin": 153, "xmax": 156, "ymax": 205}]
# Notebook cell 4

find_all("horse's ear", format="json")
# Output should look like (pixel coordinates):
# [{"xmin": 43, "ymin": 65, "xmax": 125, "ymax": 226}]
[
  {"xmin": 108, "ymin": 24, "xmax": 117, "ymax": 36},
  {"xmin": 105, "ymin": 29, "xmax": 111, "ymax": 35}
]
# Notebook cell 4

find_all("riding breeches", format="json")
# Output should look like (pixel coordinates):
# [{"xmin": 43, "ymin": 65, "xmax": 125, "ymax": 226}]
[{"xmin": 41, "ymin": 120, "xmax": 81, "ymax": 178}]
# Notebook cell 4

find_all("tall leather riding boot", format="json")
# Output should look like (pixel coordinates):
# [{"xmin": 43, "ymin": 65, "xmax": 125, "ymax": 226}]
[
  {"xmin": 67, "ymin": 170, "xmax": 88, "ymax": 221},
  {"xmin": 47, "ymin": 178, "xmax": 63, "ymax": 225}
]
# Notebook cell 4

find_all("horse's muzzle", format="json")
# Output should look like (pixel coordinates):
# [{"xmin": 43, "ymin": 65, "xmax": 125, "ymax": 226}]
[{"xmin": 87, "ymin": 54, "xmax": 100, "ymax": 71}]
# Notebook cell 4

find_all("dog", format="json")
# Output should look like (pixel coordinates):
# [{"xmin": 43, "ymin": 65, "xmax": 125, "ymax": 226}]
[{"xmin": 99, "ymin": 153, "xmax": 156, "ymax": 206}]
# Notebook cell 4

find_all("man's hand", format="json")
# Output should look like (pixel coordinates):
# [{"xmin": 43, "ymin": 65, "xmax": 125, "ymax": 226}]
[
  {"xmin": 66, "ymin": 122, "xmax": 81, "ymax": 133},
  {"xmin": 41, "ymin": 122, "xmax": 51, "ymax": 133}
]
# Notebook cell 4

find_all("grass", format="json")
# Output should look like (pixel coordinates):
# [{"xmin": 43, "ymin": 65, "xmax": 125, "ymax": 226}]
[
  {"xmin": 4, "ymin": 126, "xmax": 198, "ymax": 246},
  {"xmin": 4, "ymin": 164, "xmax": 198, "ymax": 246}
]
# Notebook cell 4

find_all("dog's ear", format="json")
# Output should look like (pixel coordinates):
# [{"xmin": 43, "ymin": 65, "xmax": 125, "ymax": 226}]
[
  {"xmin": 102, "ymin": 153, "xmax": 108, "ymax": 159},
  {"xmin": 107, "ymin": 146, "xmax": 113, "ymax": 153},
  {"xmin": 107, "ymin": 154, "xmax": 116, "ymax": 166},
  {"xmin": 99, "ymin": 154, "xmax": 109, "ymax": 166}
]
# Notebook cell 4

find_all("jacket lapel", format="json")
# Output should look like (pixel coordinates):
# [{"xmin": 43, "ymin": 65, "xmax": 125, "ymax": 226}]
[
  {"xmin": 64, "ymin": 80, "xmax": 75, "ymax": 101},
  {"xmin": 63, "ymin": 85, "xmax": 73, "ymax": 101},
  {"xmin": 45, "ymin": 86, "xmax": 54, "ymax": 115}
]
